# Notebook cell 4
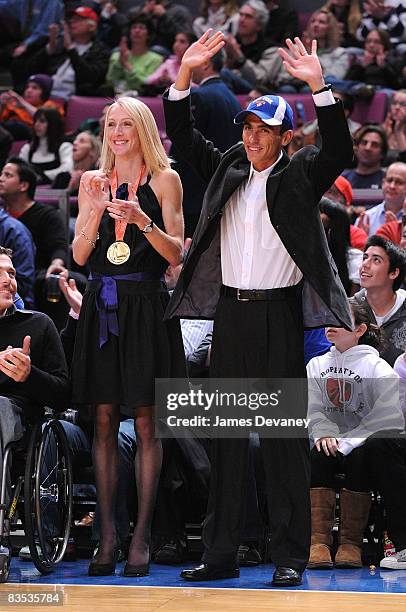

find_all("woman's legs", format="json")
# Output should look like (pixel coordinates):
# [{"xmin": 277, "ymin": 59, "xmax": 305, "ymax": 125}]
[
  {"xmin": 92, "ymin": 403, "xmax": 120, "ymax": 563},
  {"xmin": 127, "ymin": 406, "xmax": 162, "ymax": 567}
]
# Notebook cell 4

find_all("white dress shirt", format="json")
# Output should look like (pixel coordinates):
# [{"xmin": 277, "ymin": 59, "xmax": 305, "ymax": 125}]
[{"xmin": 168, "ymin": 84, "xmax": 335, "ymax": 288}]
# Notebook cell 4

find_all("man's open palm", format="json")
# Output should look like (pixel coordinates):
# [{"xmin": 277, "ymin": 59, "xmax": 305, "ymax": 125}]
[
  {"xmin": 181, "ymin": 30, "xmax": 225, "ymax": 71},
  {"xmin": 278, "ymin": 38, "xmax": 323, "ymax": 89}
]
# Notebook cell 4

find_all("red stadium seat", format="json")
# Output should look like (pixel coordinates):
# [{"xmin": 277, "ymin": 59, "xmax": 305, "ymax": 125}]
[
  {"xmin": 65, "ymin": 96, "xmax": 112, "ymax": 134},
  {"xmin": 64, "ymin": 95, "xmax": 167, "ymax": 139}
]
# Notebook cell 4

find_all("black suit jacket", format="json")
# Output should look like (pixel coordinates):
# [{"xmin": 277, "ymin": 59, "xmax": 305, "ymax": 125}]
[
  {"xmin": 171, "ymin": 77, "xmax": 242, "ymax": 218},
  {"xmin": 163, "ymin": 93, "xmax": 354, "ymax": 331}
]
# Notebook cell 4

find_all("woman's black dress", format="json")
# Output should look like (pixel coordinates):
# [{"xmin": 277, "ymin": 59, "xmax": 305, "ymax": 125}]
[{"xmin": 71, "ymin": 178, "xmax": 185, "ymax": 411}]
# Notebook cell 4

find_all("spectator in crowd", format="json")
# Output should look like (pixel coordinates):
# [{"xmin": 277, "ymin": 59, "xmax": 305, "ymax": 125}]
[
  {"xmin": 344, "ymin": 28, "xmax": 400, "ymax": 96},
  {"xmin": 322, "ymin": 0, "xmax": 362, "ymax": 48},
  {"xmin": 342, "ymin": 124, "xmax": 388, "ymax": 189},
  {"xmin": 264, "ymin": 0, "xmax": 299, "ymax": 46},
  {"xmin": 319, "ymin": 197, "xmax": 362, "ymax": 295},
  {"xmin": 0, "ymin": 245, "xmax": 69, "ymax": 510},
  {"xmin": 193, "ymin": 0, "xmax": 240, "ymax": 38},
  {"xmin": 287, "ymin": 89, "xmax": 361, "ymax": 158},
  {"xmin": 276, "ymin": 9, "xmax": 350, "ymax": 92},
  {"xmin": 382, "ymin": 89, "xmax": 406, "ymax": 161},
  {"xmin": 52, "ymin": 131, "xmax": 101, "ymax": 196},
  {"xmin": 19, "ymin": 107, "xmax": 73, "ymax": 185},
  {"xmin": 97, "ymin": 0, "xmax": 128, "ymax": 49},
  {"xmin": 0, "ymin": 157, "xmax": 85, "ymax": 329},
  {"xmin": 137, "ymin": 0, "xmax": 193, "ymax": 54},
  {"xmin": 0, "ymin": 0, "xmax": 64, "ymax": 88},
  {"xmin": 224, "ymin": 0, "xmax": 281, "ymax": 91},
  {"xmin": 0, "ymin": 74, "xmax": 63, "ymax": 142},
  {"xmin": 367, "ymin": 350, "xmax": 406, "ymax": 570},
  {"xmin": 26, "ymin": 6, "xmax": 111, "ymax": 99},
  {"xmin": 170, "ymin": 49, "xmax": 242, "ymax": 236},
  {"xmin": 106, "ymin": 15, "xmax": 163, "ymax": 94},
  {"xmin": 353, "ymin": 235, "xmax": 406, "ymax": 367},
  {"xmin": 307, "ymin": 298, "xmax": 403, "ymax": 570},
  {"xmin": 144, "ymin": 30, "xmax": 197, "ymax": 94},
  {"xmin": 334, "ymin": 89, "xmax": 361, "ymax": 134},
  {"xmin": 0, "ymin": 207, "xmax": 35, "ymax": 308},
  {"xmin": 324, "ymin": 175, "xmax": 368, "ymax": 250},
  {"xmin": 375, "ymin": 199, "xmax": 406, "ymax": 245},
  {"xmin": 356, "ymin": 0, "xmax": 406, "ymax": 51},
  {"xmin": 356, "ymin": 162, "xmax": 406, "ymax": 235},
  {"xmin": 0, "ymin": 128, "xmax": 13, "ymax": 172}
]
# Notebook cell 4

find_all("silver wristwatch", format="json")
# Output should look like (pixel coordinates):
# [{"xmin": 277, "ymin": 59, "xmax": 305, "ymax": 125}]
[{"xmin": 141, "ymin": 220, "xmax": 154, "ymax": 233}]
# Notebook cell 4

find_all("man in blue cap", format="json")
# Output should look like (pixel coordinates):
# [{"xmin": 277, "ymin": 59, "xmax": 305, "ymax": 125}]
[{"xmin": 163, "ymin": 30, "xmax": 354, "ymax": 586}]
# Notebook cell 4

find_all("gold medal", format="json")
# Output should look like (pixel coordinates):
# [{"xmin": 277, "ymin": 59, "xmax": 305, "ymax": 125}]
[
  {"xmin": 106, "ymin": 165, "xmax": 145, "ymax": 265},
  {"xmin": 107, "ymin": 240, "xmax": 131, "ymax": 265}
]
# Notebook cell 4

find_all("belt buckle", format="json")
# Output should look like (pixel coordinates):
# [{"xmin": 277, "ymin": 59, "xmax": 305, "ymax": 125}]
[{"xmin": 237, "ymin": 289, "xmax": 249, "ymax": 302}]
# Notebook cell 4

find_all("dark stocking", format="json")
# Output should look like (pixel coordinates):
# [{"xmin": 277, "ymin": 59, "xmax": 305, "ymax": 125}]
[
  {"xmin": 92, "ymin": 404, "xmax": 120, "ymax": 563},
  {"xmin": 127, "ymin": 407, "xmax": 162, "ymax": 566}
]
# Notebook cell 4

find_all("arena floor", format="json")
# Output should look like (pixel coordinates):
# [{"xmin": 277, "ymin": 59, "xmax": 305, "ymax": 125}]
[{"xmin": 1, "ymin": 560, "xmax": 405, "ymax": 611}]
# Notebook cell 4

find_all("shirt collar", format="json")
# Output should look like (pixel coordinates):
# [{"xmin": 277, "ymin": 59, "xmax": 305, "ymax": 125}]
[
  {"xmin": 0, "ymin": 304, "xmax": 16, "ymax": 318},
  {"xmin": 248, "ymin": 150, "xmax": 283, "ymax": 183}
]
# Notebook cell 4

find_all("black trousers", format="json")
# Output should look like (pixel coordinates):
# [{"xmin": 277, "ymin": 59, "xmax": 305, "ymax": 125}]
[
  {"xmin": 202, "ymin": 287, "xmax": 310, "ymax": 571},
  {"xmin": 365, "ymin": 435, "xmax": 406, "ymax": 551},
  {"xmin": 311, "ymin": 445, "xmax": 370, "ymax": 492}
]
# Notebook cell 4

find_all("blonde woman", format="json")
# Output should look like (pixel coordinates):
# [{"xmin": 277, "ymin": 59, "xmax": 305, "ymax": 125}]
[
  {"xmin": 322, "ymin": 0, "xmax": 362, "ymax": 47},
  {"xmin": 277, "ymin": 9, "xmax": 350, "ymax": 91},
  {"xmin": 72, "ymin": 96, "xmax": 185, "ymax": 578}
]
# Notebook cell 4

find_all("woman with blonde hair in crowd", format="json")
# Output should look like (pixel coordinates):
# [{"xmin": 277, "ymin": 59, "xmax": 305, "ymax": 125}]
[
  {"xmin": 53, "ymin": 131, "xmax": 101, "ymax": 195},
  {"xmin": 72, "ymin": 96, "xmax": 185, "ymax": 578},
  {"xmin": 322, "ymin": 0, "xmax": 362, "ymax": 48},
  {"xmin": 193, "ymin": 0, "xmax": 240, "ymax": 38},
  {"xmin": 277, "ymin": 9, "xmax": 350, "ymax": 92}
]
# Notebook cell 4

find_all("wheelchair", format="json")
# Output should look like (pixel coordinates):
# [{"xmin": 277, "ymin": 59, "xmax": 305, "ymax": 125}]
[{"xmin": 0, "ymin": 415, "xmax": 73, "ymax": 582}]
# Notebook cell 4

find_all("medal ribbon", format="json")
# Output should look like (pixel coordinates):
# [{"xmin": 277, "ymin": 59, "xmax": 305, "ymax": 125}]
[{"xmin": 110, "ymin": 163, "xmax": 145, "ymax": 241}]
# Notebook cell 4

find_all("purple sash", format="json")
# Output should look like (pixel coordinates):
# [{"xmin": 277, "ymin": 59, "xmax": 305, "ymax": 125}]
[{"xmin": 89, "ymin": 272, "xmax": 162, "ymax": 347}]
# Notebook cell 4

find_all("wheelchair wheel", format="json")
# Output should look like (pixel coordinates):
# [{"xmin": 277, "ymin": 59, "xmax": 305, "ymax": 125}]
[
  {"xmin": 0, "ymin": 550, "xmax": 11, "ymax": 583},
  {"xmin": 24, "ymin": 420, "xmax": 73, "ymax": 574}
]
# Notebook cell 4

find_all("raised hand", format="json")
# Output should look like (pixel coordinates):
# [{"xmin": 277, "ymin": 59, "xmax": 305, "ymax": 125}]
[
  {"xmin": 59, "ymin": 278, "xmax": 82, "ymax": 316},
  {"xmin": 81, "ymin": 171, "xmax": 110, "ymax": 214},
  {"xmin": 181, "ymin": 29, "xmax": 225, "ymax": 72},
  {"xmin": 357, "ymin": 210, "xmax": 370, "ymax": 235},
  {"xmin": 175, "ymin": 29, "xmax": 225, "ymax": 91},
  {"xmin": 48, "ymin": 23, "xmax": 60, "ymax": 54},
  {"xmin": 278, "ymin": 37, "xmax": 324, "ymax": 92}
]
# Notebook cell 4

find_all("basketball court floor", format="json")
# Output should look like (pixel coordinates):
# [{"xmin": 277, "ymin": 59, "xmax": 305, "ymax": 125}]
[{"xmin": 1, "ymin": 559, "xmax": 405, "ymax": 611}]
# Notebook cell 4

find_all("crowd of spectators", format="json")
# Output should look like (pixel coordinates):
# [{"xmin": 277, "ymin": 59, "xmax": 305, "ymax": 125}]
[{"xmin": 0, "ymin": 0, "xmax": 406, "ymax": 572}]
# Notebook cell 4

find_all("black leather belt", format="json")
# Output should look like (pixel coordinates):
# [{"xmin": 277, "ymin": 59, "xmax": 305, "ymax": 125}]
[{"xmin": 220, "ymin": 285, "xmax": 298, "ymax": 302}]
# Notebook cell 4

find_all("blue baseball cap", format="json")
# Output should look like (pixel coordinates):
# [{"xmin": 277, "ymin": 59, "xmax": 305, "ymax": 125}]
[{"xmin": 234, "ymin": 95, "xmax": 294, "ymax": 130}]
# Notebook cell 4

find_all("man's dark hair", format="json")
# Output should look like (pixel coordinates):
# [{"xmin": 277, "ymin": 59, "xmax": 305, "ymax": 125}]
[
  {"xmin": 364, "ymin": 235, "xmax": 406, "ymax": 291},
  {"xmin": 0, "ymin": 246, "xmax": 12, "ymax": 257},
  {"xmin": 6, "ymin": 156, "xmax": 38, "ymax": 200},
  {"xmin": 354, "ymin": 124, "xmax": 388, "ymax": 159},
  {"xmin": 210, "ymin": 49, "xmax": 225, "ymax": 73}
]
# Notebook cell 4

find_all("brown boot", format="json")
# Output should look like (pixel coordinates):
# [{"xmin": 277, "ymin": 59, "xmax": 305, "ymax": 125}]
[
  {"xmin": 307, "ymin": 488, "xmax": 336, "ymax": 569},
  {"xmin": 335, "ymin": 488, "xmax": 371, "ymax": 569}
]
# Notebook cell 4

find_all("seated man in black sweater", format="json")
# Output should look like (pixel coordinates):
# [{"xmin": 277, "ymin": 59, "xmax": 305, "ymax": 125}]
[{"xmin": 0, "ymin": 245, "xmax": 69, "ymax": 514}]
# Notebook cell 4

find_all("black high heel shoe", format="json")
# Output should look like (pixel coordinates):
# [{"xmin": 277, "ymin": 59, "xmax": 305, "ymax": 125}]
[
  {"xmin": 123, "ymin": 561, "xmax": 150, "ymax": 577},
  {"xmin": 88, "ymin": 546, "xmax": 119, "ymax": 577}
]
